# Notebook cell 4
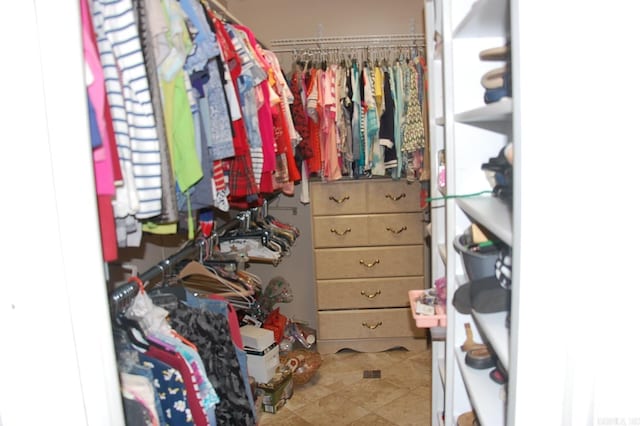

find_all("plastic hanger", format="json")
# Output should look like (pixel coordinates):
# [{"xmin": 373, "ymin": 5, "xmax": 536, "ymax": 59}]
[{"xmin": 115, "ymin": 314, "xmax": 149, "ymax": 350}]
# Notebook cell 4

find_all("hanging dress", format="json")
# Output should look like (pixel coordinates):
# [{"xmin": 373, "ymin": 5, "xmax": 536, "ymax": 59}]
[{"xmin": 211, "ymin": 15, "xmax": 259, "ymax": 207}]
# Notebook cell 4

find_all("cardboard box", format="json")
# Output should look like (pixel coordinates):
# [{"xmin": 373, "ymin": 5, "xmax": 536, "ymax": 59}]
[
  {"xmin": 240, "ymin": 325, "xmax": 274, "ymax": 351},
  {"xmin": 246, "ymin": 341, "xmax": 279, "ymax": 384},
  {"xmin": 256, "ymin": 368, "xmax": 293, "ymax": 414}
]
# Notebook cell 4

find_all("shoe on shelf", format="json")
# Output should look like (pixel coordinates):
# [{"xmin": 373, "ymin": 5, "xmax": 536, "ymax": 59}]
[
  {"xmin": 481, "ymin": 65, "xmax": 508, "ymax": 89},
  {"xmin": 457, "ymin": 410, "xmax": 480, "ymax": 426},
  {"xmin": 490, "ymin": 361, "xmax": 508, "ymax": 385},
  {"xmin": 483, "ymin": 69, "xmax": 512, "ymax": 104},
  {"xmin": 479, "ymin": 43, "xmax": 510, "ymax": 61},
  {"xmin": 460, "ymin": 322, "xmax": 485, "ymax": 352},
  {"xmin": 465, "ymin": 346, "xmax": 496, "ymax": 370}
]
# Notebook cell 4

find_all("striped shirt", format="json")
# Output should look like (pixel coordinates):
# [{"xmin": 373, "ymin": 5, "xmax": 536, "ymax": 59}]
[{"xmin": 91, "ymin": 0, "xmax": 162, "ymax": 219}]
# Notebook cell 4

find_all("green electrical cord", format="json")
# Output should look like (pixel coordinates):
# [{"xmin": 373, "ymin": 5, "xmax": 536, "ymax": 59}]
[{"xmin": 426, "ymin": 190, "xmax": 494, "ymax": 202}]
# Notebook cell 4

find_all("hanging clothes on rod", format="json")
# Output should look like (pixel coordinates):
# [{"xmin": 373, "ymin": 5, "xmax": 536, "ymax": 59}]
[
  {"xmin": 82, "ymin": 0, "xmax": 303, "ymax": 259},
  {"xmin": 108, "ymin": 211, "xmax": 280, "ymax": 425},
  {"xmin": 277, "ymin": 34, "xmax": 429, "ymax": 185},
  {"xmin": 113, "ymin": 276, "xmax": 257, "ymax": 426}
]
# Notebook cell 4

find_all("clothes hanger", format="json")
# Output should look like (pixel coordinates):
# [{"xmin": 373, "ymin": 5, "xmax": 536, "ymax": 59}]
[
  {"xmin": 148, "ymin": 262, "xmax": 186, "ymax": 308},
  {"xmin": 114, "ymin": 313, "xmax": 150, "ymax": 350},
  {"xmin": 178, "ymin": 260, "xmax": 255, "ymax": 301}
]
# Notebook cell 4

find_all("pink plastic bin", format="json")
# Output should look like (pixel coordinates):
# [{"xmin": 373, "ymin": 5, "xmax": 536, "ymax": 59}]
[{"xmin": 409, "ymin": 289, "xmax": 447, "ymax": 328}]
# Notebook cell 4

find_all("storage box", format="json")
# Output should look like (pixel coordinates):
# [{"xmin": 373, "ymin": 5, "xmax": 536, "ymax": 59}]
[
  {"xmin": 453, "ymin": 234, "xmax": 499, "ymax": 281},
  {"xmin": 240, "ymin": 325, "xmax": 275, "ymax": 350},
  {"xmin": 409, "ymin": 289, "xmax": 447, "ymax": 328},
  {"xmin": 256, "ymin": 368, "xmax": 293, "ymax": 414},
  {"xmin": 246, "ymin": 341, "xmax": 279, "ymax": 383}
]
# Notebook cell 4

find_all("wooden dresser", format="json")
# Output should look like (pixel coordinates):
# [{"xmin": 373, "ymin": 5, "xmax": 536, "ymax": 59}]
[{"xmin": 310, "ymin": 178, "xmax": 427, "ymax": 354}]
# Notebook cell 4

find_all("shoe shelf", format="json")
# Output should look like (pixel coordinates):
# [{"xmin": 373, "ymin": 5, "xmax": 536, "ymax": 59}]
[
  {"xmin": 472, "ymin": 310, "xmax": 509, "ymax": 370},
  {"xmin": 457, "ymin": 196, "xmax": 512, "ymax": 246},
  {"xmin": 454, "ymin": 347, "xmax": 506, "ymax": 425},
  {"xmin": 453, "ymin": 0, "xmax": 509, "ymax": 38},
  {"xmin": 454, "ymin": 97, "xmax": 512, "ymax": 133}
]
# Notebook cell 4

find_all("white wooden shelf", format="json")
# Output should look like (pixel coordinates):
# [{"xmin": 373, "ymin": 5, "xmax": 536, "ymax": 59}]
[
  {"xmin": 472, "ymin": 310, "xmax": 509, "ymax": 370},
  {"xmin": 453, "ymin": 0, "xmax": 509, "ymax": 38},
  {"xmin": 457, "ymin": 196, "xmax": 512, "ymax": 246},
  {"xmin": 427, "ymin": 0, "xmax": 515, "ymax": 423},
  {"xmin": 438, "ymin": 357, "xmax": 446, "ymax": 386},
  {"xmin": 454, "ymin": 348, "xmax": 506, "ymax": 425},
  {"xmin": 454, "ymin": 97, "xmax": 512, "ymax": 133}
]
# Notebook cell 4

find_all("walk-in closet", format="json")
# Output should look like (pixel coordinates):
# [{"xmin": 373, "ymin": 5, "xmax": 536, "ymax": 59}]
[{"xmin": 3, "ymin": 1, "xmax": 640, "ymax": 426}]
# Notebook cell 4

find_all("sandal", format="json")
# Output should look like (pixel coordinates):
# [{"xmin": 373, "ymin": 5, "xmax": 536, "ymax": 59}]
[
  {"xmin": 460, "ymin": 323, "xmax": 485, "ymax": 352},
  {"xmin": 457, "ymin": 410, "xmax": 480, "ymax": 426}
]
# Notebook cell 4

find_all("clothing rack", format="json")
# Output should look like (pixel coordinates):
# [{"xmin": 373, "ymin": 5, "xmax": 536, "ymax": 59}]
[
  {"xmin": 269, "ymin": 33, "xmax": 426, "ymax": 53},
  {"xmin": 109, "ymin": 215, "xmax": 245, "ymax": 317}
]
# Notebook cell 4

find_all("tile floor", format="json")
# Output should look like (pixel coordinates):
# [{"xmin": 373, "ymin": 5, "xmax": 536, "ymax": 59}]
[{"xmin": 257, "ymin": 347, "xmax": 432, "ymax": 426}]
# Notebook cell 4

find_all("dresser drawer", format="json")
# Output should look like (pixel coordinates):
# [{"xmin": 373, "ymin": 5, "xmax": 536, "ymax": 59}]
[
  {"xmin": 312, "ymin": 215, "xmax": 369, "ymax": 248},
  {"xmin": 313, "ymin": 213, "xmax": 424, "ymax": 248},
  {"xmin": 311, "ymin": 181, "xmax": 367, "ymax": 216},
  {"xmin": 314, "ymin": 245, "xmax": 424, "ymax": 279},
  {"xmin": 367, "ymin": 180, "xmax": 422, "ymax": 213},
  {"xmin": 316, "ymin": 276, "xmax": 424, "ymax": 310},
  {"xmin": 368, "ymin": 213, "xmax": 425, "ymax": 246},
  {"xmin": 318, "ymin": 308, "xmax": 421, "ymax": 339}
]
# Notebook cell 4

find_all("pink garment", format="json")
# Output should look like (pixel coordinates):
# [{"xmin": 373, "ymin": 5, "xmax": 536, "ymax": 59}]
[
  {"xmin": 232, "ymin": 25, "xmax": 276, "ymax": 186},
  {"xmin": 81, "ymin": 0, "xmax": 117, "ymax": 196},
  {"xmin": 321, "ymin": 67, "xmax": 341, "ymax": 180}
]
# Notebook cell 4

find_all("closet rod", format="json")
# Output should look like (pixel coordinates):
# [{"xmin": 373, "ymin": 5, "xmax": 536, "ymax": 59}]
[
  {"xmin": 270, "ymin": 43, "xmax": 426, "ymax": 54},
  {"xmin": 109, "ymin": 216, "xmax": 242, "ymax": 316},
  {"xmin": 270, "ymin": 33, "xmax": 425, "ymax": 48}
]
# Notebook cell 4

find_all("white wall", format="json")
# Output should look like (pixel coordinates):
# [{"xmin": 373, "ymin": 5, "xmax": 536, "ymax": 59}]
[
  {"xmin": 228, "ymin": 0, "xmax": 425, "ymax": 72},
  {"xmin": 0, "ymin": 1, "xmax": 123, "ymax": 425}
]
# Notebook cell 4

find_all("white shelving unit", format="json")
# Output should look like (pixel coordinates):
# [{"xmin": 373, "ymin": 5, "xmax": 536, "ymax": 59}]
[
  {"xmin": 425, "ymin": 0, "xmax": 515, "ymax": 424},
  {"xmin": 424, "ymin": 1, "xmax": 640, "ymax": 424}
]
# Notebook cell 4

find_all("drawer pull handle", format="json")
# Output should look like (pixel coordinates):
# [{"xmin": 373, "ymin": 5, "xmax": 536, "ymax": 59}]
[
  {"xmin": 385, "ymin": 225, "xmax": 407, "ymax": 234},
  {"xmin": 362, "ymin": 321, "xmax": 383, "ymax": 330},
  {"xmin": 330, "ymin": 227, "xmax": 352, "ymax": 236},
  {"xmin": 359, "ymin": 259, "xmax": 380, "ymax": 268},
  {"xmin": 385, "ymin": 192, "xmax": 406, "ymax": 201},
  {"xmin": 360, "ymin": 290, "xmax": 382, "ymax": 299},
  {"xmin": 329, "ymin": 195, "xmax": 350, "ymax": 204}
]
